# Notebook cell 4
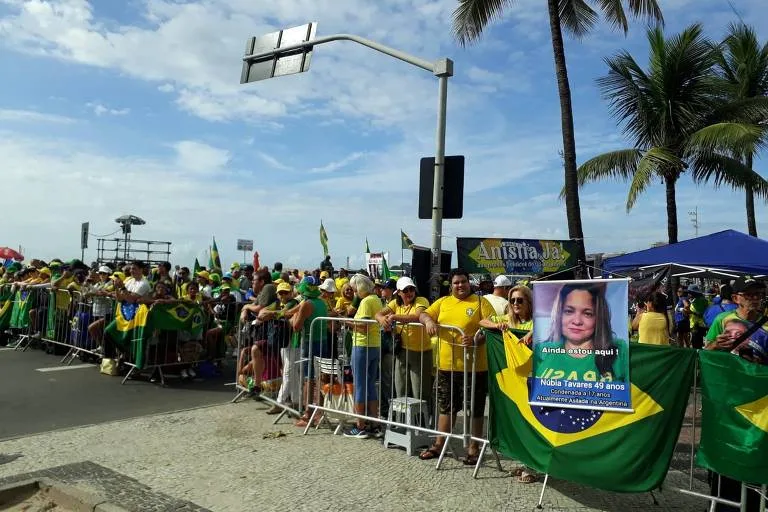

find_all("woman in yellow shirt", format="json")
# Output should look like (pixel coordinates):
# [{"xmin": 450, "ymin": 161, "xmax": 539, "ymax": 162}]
[
  {"xmin": 375, "ymin": 277, "xmax": 431, "ymax": 408},
  {"xmin": 632, "ymin": 292, "xmax": 669, "ymax": 345},
  {"xmin": 334, "ymin": 283, "xmax": 354, "ymax": 317}
]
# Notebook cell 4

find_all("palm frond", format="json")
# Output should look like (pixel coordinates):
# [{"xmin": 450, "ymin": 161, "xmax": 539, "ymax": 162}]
[
  {"xmin": 686, "ymin": 122, "xmax": 765, "ymax": 156},
  {"xmin": 690, "ymin": 153, "xmax": 768, "ymax": 199},
  {"xmin": 595, "ymin": 0, "xmax": 628, "ymax": 33},
  {"xmin": 625, "ymin": 149, "xmax": 664, "ymax": 211},
  {"xmin": 626, "ymin": 0, "xmax": 664, "ymax": 25},
  {"xmin": 559, "ymin": 0, "xmax": 598, "ymax": 39},
  {"xmin": 452, "ymin": 0, "xmax": 517, "ymax": 46},
  {"xmin": 575, "ymin": 148, "xmax": 641, "ymax": 187}
]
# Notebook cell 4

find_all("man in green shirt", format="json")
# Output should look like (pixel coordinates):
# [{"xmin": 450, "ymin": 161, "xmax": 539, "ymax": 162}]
[{"xmin": 705, "ymin": 277, "xmax": 766, "ymax": 351}]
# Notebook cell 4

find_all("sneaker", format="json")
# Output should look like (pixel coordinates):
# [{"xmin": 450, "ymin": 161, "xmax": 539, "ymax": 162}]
[
  {"xmin": 343, "ymin": 426, "xmax": 370, "ymax": 439},
  {"xmin": 180, "ymin": 369, "xmax": 189, "ymax": 379},
  {"xmin": 187, "ymin": 368, "xmax": 196, "ymax": 378}
]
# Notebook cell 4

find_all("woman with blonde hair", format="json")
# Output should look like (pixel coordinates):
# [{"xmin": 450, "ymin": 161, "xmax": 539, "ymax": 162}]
[{"xmin": 480, "ymin": 284, "xmax": 534, "ymax": 345}]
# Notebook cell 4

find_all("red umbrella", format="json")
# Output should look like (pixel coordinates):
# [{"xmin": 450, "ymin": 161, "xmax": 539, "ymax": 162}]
[{"xmin": 0, "ymin": 247, "xmax": 23, "ymax": 261}]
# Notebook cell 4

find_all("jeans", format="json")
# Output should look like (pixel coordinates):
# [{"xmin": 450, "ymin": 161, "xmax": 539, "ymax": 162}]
[{"xmin": 351, "ymin": 346, "xmax": 380, "ymax": 404}]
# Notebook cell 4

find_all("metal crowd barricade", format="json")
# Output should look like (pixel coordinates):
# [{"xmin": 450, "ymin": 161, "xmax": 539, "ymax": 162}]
[
  {"xmin": 11, "ymin": 285, "xmax": 48, "ymax": 351},
  {"xmin": 38, "ymin": 289, "xmax": 82, "ymax": 356},
  {"xmin": 0, "ymin": 283, "xmax": 14, "ymax": 347},
  {"xmin": 300, "ymin": 317, "xmax": 486, "ymax": 465},
  {"xmin": 60, "ymin": 292, "xmax": 116, "ymax": 365},
  {"xmin": 118, "ymin": 299, "xmax": 231, "ymax": 386},
  {"xmin": 232, "ymin": 312, "xmax": 300, "ymax": 423}
]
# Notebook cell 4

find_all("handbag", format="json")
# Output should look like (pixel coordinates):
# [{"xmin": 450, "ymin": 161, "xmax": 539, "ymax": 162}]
[{"xmin": 100, "ymin": 358, "xmax": 119, "ymax": 376}]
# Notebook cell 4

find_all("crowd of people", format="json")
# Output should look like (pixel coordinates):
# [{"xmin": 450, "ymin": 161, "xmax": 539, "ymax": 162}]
[{"xmin": 1, "ymin": 256, "xmax": 764, "ymax": 494}]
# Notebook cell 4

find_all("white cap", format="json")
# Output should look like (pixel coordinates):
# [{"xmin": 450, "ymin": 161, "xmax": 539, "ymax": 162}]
[
  {"xmin": 319, "ymin": 278, "xmax": 337, "ymax": 293},
  {"xmin": 396, "ymin": 276, "xmax": 417, "ymax": 291},
  {"xmin": 98, "ymin": 266, "xmax": 112, "ymax": 274},
  {"xmin": 493, "ymin": 275, "xmax": 512, "ymax": 287}
]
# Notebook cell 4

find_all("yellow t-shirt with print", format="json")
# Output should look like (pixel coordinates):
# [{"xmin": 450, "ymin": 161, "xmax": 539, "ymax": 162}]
[
  {"xmin": 352, "ymin": 294, "xmax": 383, "ymax": 348},
  {"xmin": 424, "ymin": 294, "xmax": 493, "ymax": 372},
  {"xmin": 387, "ymin": 296, "xmax": 430, "ymax": 351}
]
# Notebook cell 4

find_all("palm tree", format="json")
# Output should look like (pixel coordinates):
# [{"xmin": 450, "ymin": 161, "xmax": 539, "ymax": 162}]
[
  {"xmin": 576, "ymin": 24, "xmax": 768, "ymax": 244},
  {"xmin": 715, "ymin": 23, "xmax": 768, "ymax": 236},
  {"xmin": 452, "ymin": 0, "xmax": 663, "ymax": 265}
]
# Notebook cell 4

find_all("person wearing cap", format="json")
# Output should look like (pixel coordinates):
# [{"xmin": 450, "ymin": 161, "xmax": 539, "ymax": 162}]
[
  {"xmin": 257, "ymin": 282, "xmax": 301, "ymax": 413},
  {"xmin": 485, "ymin": 275, "xmax": 512, "ymax": 316},
  {"xmin": 705, "ymin": 277, "xmax": 766, "ymax": 352},
  {"xmin": 380, "ymin": 279, "xmax": 397, "ymax": 303},
  {"xmin": 220, "ymin": 273, "xmax": 242, "ymax": 302},
  {"xmin": 375, "ymin": 276, "xmax": 432, "ymax": 412},
  {"xmin": 319, "ymin": 270, "xmax": 330, "ymax": 281},
  {"xmin": 196, "ymin": 270, "xmax": 213, "ymax": 299},
  {"xmin": 319, "ymin": 278, "xmax": 338, "ymax": 312},
  {"xmin": 86, "ymin": 266, "xmax": 117, "ymax": 354},
  {"xmin": 290, "ymin": 276, "xmax": 332, "ymax": 428}
]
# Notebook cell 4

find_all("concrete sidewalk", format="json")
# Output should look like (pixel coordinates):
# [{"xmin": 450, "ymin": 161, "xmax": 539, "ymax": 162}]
[{"xmin": 0, "ymin": 400, "xmax": 711, "ymax": 511}]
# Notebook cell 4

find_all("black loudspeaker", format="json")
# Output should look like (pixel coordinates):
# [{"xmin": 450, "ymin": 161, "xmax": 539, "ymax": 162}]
[
  {"xmin": 411, "ymin": 246, "xmax": 452, "ymax": 298},
  {"xmin": 418, "ymin": 156, "xmax": 465, "ymax": 219}
]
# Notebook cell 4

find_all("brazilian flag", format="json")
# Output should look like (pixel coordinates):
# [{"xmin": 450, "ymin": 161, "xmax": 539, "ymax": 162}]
[
  {"xmin": 486, "ymin": 330, "xmax": 695, "ymax": 492},
  {"xmin": 0, "ymin": 285, "xmax": 15, "ymax": 330},
  {"xmin": 10, "ymin": 289, "xmax": 35, "ymax": 329},
  {"xmin": 696, "ymin": 350, "xmax": 768, "ymax": 485},
  {"xmin": 148, "ymin": 303, "xmax": 205, "ymax": 337},
  {"xmin": 105, "ymin": 302, "xmax": 151, "ymax": 367}
]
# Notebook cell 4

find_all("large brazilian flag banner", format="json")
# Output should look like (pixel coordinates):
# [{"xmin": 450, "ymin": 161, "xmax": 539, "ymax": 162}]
[
  {"xmin": 486, "ymin": 330, "xmax": 695, "ymax": 492},
  {"xmin": 105, "ymin": 302, "xmax": 205, "ymax": 369},
  {"xmin": 696, "ymin": 350, "xmax": 768, "ymax": 485},
  {"xmin": 456, "ymin": 237, "xmax": 578, "ymax": 275}
]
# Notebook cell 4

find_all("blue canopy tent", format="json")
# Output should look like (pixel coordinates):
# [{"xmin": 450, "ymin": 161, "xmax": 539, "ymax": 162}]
[{"xmin": 603, "ymin": 230, "xmax": 768, "ymax": 276}]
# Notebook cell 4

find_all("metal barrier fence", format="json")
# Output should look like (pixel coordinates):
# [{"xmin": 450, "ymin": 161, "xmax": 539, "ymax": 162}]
[{"xmin": 118, "ymin": 298, "xmax": 240, "ymax": 385}]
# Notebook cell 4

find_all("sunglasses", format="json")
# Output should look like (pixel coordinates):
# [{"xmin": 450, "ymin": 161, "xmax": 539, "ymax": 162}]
[
  {"xmin": 509, "ymin": 298, "xmax": 527, "ymax": 305},
  {"xmin": 400, "ymin": 287, "xmax": 416, "ymax": 293}
]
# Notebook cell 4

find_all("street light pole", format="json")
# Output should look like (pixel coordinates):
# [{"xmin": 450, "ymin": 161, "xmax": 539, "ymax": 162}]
[{"xmin": 242, "ymin": 29, "xmax": 453, "ymax": 300}]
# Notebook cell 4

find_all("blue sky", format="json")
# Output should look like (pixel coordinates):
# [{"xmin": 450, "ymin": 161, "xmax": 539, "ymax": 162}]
[{"xmin": 0, "ymin": 0, "xmax": 766, "ymax": 269}]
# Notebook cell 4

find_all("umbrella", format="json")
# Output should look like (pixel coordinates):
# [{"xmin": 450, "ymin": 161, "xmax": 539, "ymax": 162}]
[
  {"xmin": 0, "ymin": 247, "xmax": 24, "ymax": 261},
  {"xmin": 115, "ymin": 214, "xmax": 146, "ymax": 226}
]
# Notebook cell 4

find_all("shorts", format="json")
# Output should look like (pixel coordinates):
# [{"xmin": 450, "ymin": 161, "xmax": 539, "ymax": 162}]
[
  {"xmin": 437, "ymin": 370, "xmax": 488, "ymax": 418},
  {"xmin": 675, "ymin": 320, "xmax": 690, "ymax": 334},
  {"xmin": 301, "ymin": 339, "xmax": 332, "ymax": 379}
]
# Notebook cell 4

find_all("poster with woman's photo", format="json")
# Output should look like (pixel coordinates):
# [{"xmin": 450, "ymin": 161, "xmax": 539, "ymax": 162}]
[{"xmin": 530, "ymin": 279, "xmax": 632, "ymax": 412}]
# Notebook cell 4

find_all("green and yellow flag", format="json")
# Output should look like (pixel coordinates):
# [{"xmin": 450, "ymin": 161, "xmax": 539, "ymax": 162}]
[
  {"xmin": 365, "ymin": 238, "xmax": 371, "ymax": 253},
  {"xmin": 696, "ymin": 350, "xmax": 768, "ymax": 485},
  {"xmin": 401, "ymin": 230, "xmax": 414, "ymax": 250},
  {"xmin": 320, "ymin": 221, "xmax": 329, "ymax": 257},
  {"xmin": 0, "ymin": 285, "xmax": 14, "ymax": 331},
  {"xmin": 486, "ymin": 330, "xmax": 695, "ymax": 492},
  {"xmin": 193, "ymin": 258, "xmax": 201, "ymax": 274},
  {"xmin": 104, "ymin": 302, "xmax": 151, "ymax": 364},
  {"xmin": 381, "ymin": 254, "xmax": 393, "ymax": 280},
  {"xmin": 10, "ymin": 288, "xmax": 35, "ymax": 330},
  {"xmin": 210, "ymin": 238, "xmax": 222, "ymax": 271}
]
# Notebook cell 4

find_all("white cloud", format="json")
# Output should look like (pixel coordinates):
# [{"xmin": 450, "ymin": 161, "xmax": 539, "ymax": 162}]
[
  {"xmin": 173, "ymin": 140, "xmax": 231, "ymax": 172},
  {"xmin": 309, "ymin": 152, "xmax": 366, "ymax": 173},
  {"xmin": 157, "ymin": 83, "xmax": 174, "ymax": 93},
  {"xmin": 0, "ymin": 108, "xmax": 76, "ymax": 124},
  {"xmin": 86, "ymin": 102, "xmax": 129, "ymax": 116},
  {"xmin": 257, "ymin": 151, "xmax": 291, "ymax": 170}
]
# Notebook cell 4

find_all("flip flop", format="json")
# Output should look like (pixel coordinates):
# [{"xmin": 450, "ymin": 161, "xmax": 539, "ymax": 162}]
[
  {"xmin": 518, "ymin": 471, "xmax": 538, "ymax": 484},
  {"xmin": 419, "ymin": 446, "xmax": 442, "ymax": 460},
  {"xmin": 510, "ymin": 466, "xmax": 525, "ymax": 477}
]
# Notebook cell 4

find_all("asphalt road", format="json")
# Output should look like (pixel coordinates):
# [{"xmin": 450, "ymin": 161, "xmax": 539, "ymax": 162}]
[{"xmin": 0, "ymin": 346, "xmax": 235, "ymax": 441}]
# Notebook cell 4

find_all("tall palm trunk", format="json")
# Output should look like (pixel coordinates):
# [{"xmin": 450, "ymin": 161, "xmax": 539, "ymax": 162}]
[
  {"xmin": 546, "ymin": 0, "xmax": 586, "ymax": 267},
  {"xmin": 745, "ymin": 152, "xmax": 758, "ymax": 236},
  {"xmin": 665, "ymin": 176, "xmax": 679, "ymax": 243}
]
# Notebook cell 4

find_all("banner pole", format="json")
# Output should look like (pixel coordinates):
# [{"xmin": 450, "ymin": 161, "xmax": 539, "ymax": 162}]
[
  {"xmin": 690, "ymin": 355, "xmax": 699, "ymax": 490},
  {"xmin": 536, "ymin": 473, "xmax": 549, "ymax": 509}
]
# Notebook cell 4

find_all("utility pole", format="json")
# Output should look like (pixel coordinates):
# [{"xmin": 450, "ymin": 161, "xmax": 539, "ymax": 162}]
[{"xmin": 688, "ymin": 207, "xmax": 699, "ymax": 237}]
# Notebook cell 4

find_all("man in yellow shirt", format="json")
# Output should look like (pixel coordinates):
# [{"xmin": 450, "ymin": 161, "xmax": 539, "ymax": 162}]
[
  {"xmin": 418, "ymin": 268, "xmax": 493, "ymax": 464},
  {"xmin": 334, "ymin": 268, "xmax": 349, "ymax": 300}
]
